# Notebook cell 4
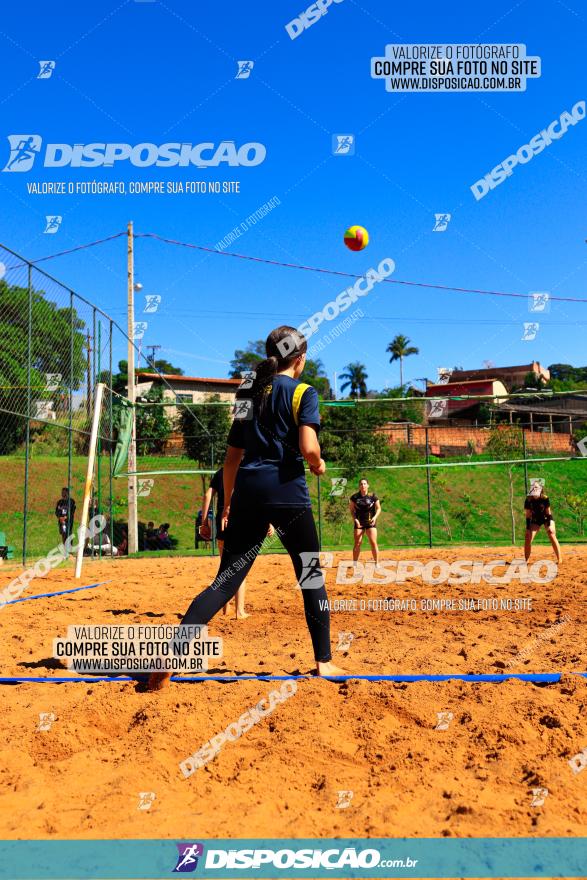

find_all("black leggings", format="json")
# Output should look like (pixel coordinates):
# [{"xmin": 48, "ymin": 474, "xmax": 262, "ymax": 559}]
[{"xmin": 181, "ymin": 501, "xmax": 332, "ymax": 662}]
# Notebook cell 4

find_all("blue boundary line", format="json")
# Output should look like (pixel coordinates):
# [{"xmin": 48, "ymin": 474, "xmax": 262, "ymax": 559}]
[
  {"xmin": 1, "ymin": 672, "xmax": 585, "ymax": 684},
  {"xmin": 0, "ymin": 580, "xmax": 110, "ymax": 607}
]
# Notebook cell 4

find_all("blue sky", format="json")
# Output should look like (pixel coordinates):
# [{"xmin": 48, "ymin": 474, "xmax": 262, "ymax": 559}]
[{"xmin": 0, "ymin": 0, "xmax": 586, "ymax": 392}]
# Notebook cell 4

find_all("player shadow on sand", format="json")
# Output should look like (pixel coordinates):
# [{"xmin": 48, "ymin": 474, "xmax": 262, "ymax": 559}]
[{"xmin": 19, "ymin": 657, "xmax": 64, "ymax": 670}]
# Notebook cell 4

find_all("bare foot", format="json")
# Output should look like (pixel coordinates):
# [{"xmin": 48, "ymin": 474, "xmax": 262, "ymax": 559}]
[
  {"xmin": 147, "ymin": 671, "xmax": 172, "ymax": 691},
  {"xmin": 235, "ymin": 610, "xmax": 250, "ymax": 620},
  {"xmin": 316, "ymin": 661, "xmax": 347, "ymax": 677}
]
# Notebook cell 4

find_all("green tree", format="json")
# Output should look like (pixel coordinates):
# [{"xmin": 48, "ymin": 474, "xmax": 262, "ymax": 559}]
[
  {"xmin": 147, "ymin": 359, "xmax": 184, "ymax": 375},
  {"xmin": 0, "ymin": 279, "xmax": 86, "ymax": 453},
  {"xmin": 564, "ymin": 493, "xmax": 587, "ymax": 536},
  {"xmin": 485, "ymin": 423, "xmax": 524, "ymax": 460},
  {"xmin": 386, "ymin": 334, "xmax": 419, "ymax": 389},
  {"xmin": 323, "ymin": 495, "xmax": 348, "ymax": 545},
  {"xmin": 321, "ymin": 398, "xmax": 405, "ymax": 461},
  {"xmin": 229, "ymin": 340, "xmax": 265, "ymax": 377},
  {"xmin": 376, "ymin": 383, "xmax": 425, "ymax": 423},
  {"xmin": 104, "ymin": 360, "xmax": 129, "ymax": 396},
  {"xmin": 339, "ymin": 362, "xmax": 368, "ymax": 399},
  {"xmin": 548, "ymin": 364, "xmax": 587, "ymax": 386},
  {"xmin": 179, "ymin": 394, "xmax": 231, "ymax": 469},
  {"xmin": 320, "ymin": 399, "xmax": 397, "ymax": 475},
  {"xmin": 136, "ymin": 385, "xmax": 173, "ymax": 454},
  {"xmin": 453, "ymin": 499, "xmax": 474, "ymax": 539},
  {"xmin": 510, "ymin": 371, "xmax": 547, "ymax": 393},
  {"xmin": 300, "ymin": 357, "xmax": 331, "ymax": 399},
  {"xmin": 335, "ymin": 434, "xmax": 392, "ymax": 481}
]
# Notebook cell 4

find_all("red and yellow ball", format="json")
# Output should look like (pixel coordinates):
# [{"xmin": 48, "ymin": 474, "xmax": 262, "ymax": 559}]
[{"xmin": 343, "ymin": 225, "xmax": 369, "ymax": 251}]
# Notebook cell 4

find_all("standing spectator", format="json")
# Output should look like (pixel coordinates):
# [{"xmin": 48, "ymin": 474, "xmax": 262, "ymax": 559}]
[{"xmin": 55, "ymin": 487, "xmax": 76, "ymax": 557}]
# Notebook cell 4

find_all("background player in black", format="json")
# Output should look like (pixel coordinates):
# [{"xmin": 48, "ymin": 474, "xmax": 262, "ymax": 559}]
[
  {"xmin": 349, "ymin": 478, "xmax": 381, "ymax": 566},
  {"xmin": 200, "ymin": 467, "xmax": 274, "ymax": 618},
  {"xmin": 524, "ymin": 480, "xmax": 562, "ymax": 564},
  {"xmin": 148, "ymin": 325, "xmax": 343, "ymax": 690},
  {"xmin": 55, "ymin": 487, "xmax": 76, "ymax": 557}
]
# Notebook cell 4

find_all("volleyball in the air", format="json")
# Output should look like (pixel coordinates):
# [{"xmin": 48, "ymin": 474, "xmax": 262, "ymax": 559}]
[{"xmin": 344, "ymin": 225, "xmax": 369, "ymax": 251}]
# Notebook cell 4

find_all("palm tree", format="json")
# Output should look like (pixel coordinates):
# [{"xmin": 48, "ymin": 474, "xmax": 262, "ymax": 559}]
[
  {"xmin": 386, "ymin": 334, "xmax": 419, "ymax": 389},
  {"xmin": 339, "ymin": 362, "xmax": 368, "ymax": 399}
]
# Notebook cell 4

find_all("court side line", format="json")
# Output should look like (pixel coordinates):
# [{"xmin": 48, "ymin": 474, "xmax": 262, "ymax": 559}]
[
  {"xmin": 0, "ymin": 580, "xmax": 111, "ymax": 607},
  {"xmin": 1, "ymin": 672, "xmax": 586, "ymax": 684}
]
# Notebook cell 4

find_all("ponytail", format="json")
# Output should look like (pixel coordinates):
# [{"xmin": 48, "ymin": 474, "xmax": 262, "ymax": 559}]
[{"xmin": 236, "ymin": 325, "xmax": 307, "ymax": 417}]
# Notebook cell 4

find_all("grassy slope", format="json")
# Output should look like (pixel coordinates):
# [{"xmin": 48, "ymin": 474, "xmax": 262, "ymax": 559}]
[{"xmin": 0, "ymin": 454, "xmax": 586, "ymax": 561}]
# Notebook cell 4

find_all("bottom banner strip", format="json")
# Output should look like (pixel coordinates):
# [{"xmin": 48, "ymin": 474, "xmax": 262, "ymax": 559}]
[{"xmin": 0, "ymin": 837, "xmax": 586, "ymax": 878}]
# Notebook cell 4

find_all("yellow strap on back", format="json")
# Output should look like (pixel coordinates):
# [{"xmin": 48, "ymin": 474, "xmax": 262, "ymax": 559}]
[{"xmin": 292, "ymin": 382, "xmax": 311, "ymax": 425}]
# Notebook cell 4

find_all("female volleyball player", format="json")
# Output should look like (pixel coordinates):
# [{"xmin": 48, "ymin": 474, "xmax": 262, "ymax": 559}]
[
  {"xmin": 200, "ymin": 467, "xmax": 274, "ymax": 618},
  {"xmin": 148, "ymin": 325, "xmax": 344, "ymax": 690},
  {"xmin": 349, "ymin": 478, "xmax": 381, "ymax": 566},
  {"xmin": 524, "ymin": 481, "xmax": 562, "ymax": 564}
]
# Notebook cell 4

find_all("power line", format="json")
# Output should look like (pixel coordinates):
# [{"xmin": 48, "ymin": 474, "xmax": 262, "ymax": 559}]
[
  {"xmin": 15, "ymin": 229, "xmax": 587, "ymax": 305},
  {"xmin": 137, "ymin": 231, "xmax": 587, "ymax": 305},
  {"xmin": 26, "ymin": 232, "xmax": 126, "ymax": 266}
]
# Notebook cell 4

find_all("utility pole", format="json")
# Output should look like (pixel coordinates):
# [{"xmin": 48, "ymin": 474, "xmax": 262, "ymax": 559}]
[
  {"xmin": 127, "ymin": 221, "xmax": 138, "ymax": 554},
  {"xmin": 146, "ymin": 344, "xmax": 161, "ymax": 369}
]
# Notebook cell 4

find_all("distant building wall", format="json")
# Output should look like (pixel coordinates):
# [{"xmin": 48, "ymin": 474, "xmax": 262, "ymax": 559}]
[{"xmin": 379, "ymin": 424, "xmax": 573, "ymax": 456}]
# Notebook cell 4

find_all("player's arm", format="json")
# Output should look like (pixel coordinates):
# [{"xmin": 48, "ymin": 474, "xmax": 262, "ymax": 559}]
[
  {"xmin": 524, "ymin": 501, "xmax": 532, "ymax": 530},
  {"xmin": 349, "ymin": 499, "xmax": 360, "ymax": 529},
  {"xmin": 298, "ymin": 388, "xmax": 325, "ymax": 475},
  {"xmin": 200, "ymin": 487, "xmax": 214, "ymax": 538},
  {"xmin": 544, "ymin": 504, "xmax": 553, "ymax": 527},
  {"xmin": 222, "ymin": 445, "xmax": 244, "ymax": 524},
  {"xmin": 299, "ymin": 425, "xmax": 325, "ymax": 475},
  {"xmin": 201, "ymin": 487, "xmax": 214, "ymax": 522},
  {"xmin": 372, "ymin": 499, "xmax": 382, "ymax": 524}
]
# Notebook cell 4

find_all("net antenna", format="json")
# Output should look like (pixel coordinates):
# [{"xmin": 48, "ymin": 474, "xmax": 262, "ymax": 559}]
[{"xmin": 74, "ymin": 382, "xmax": 106, "ymax": 579}]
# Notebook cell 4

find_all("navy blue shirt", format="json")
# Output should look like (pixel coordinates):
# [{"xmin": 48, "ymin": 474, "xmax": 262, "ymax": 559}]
[{"xmin": 227, "ymin": 374, "xmax": 320, "ymax": 507}]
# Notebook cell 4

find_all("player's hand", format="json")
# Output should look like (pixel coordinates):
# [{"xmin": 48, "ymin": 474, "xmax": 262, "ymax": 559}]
[
  {"xmin": 309, "ymin": 458, "xmax": 326, "ymax": 476},
  {"xmin": 267, "ymin": 523, "xmax": 275, "ymax": 538},
  {"xmin": 221, "ymin": 506, "xmax": 230, "ymax": 531},
  {"xmin": 354, "ymin": 519, "xmax": 361, "ymax": 529},
  {"xmin": 199, "ymin": 521, "xmax": 211, "ymax": 540}
]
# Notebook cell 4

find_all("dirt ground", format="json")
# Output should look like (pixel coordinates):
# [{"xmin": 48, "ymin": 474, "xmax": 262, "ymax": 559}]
[{"xmin": 0, "ymin": 546, "xmax": 586, "ymax": 845}]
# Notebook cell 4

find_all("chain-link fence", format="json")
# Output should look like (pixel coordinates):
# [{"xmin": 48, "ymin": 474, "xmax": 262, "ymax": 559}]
[
  {"xmin": 315, "ymin": 413, "xmax": 587, "ymax": 547},
  {"xmin": 0, "ymin": 242, "xmax": 234, "ymax": 564},
  {"xmin": 0, "ymin": 242, "xmax": 125, "ymax": 563},
  {"xmin": 2, "ymin": 242, "xmax": 586, "ymax": 564},
  {"xmin": 315, "ymin": 457, "xmax": 587, "ymax": 549}
]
